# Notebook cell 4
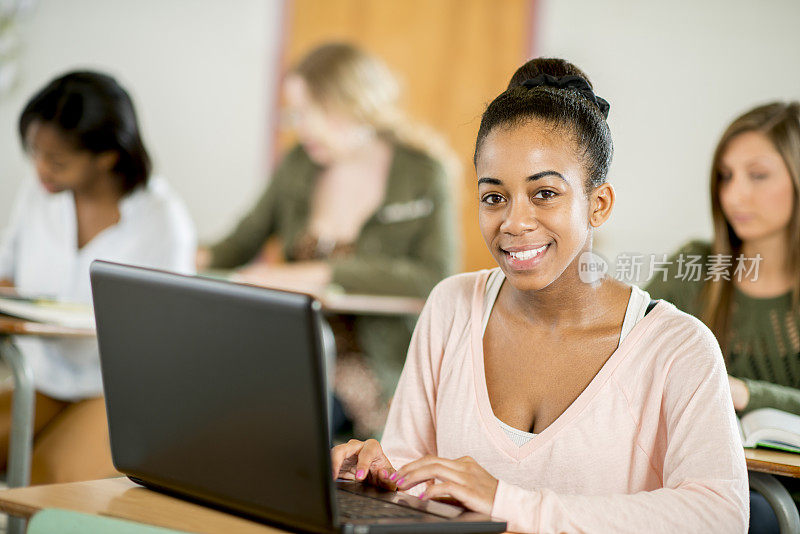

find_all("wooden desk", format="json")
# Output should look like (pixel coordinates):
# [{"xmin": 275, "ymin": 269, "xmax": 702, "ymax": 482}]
[
  {"xmin": 199, "ymin": 272, "xmax": 426, "ymax": 317},
  {"xmin": 0, "ymin": 316, "xmax": 95, "ymax": 337},
  {"xmin": 0, "ymin": 478, "xmax": 288, "ymax": 533},
  {"xmin": 745, "ymin": 448, "xmax": 800, "ymax": 478},
  {"xmin": 319, "ymin": 293, "xmax": 425, "ymax": 316}
]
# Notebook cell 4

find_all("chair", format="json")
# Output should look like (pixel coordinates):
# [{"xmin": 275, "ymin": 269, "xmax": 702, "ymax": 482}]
[
  {"xmin": 749, "ymin": 471, "xmax": 800, "ymax": 534},
  {"xmin": 26, "ymin": 508, "xmax": 189, "ymax": 533}
]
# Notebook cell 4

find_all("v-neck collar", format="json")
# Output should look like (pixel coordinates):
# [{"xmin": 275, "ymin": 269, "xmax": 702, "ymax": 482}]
[
  {"xmin": 300, "ymin": 142, "xmax": 401, "ymax": 232},
  {"xmin": 469, "ymin": 270, "xmax": 665, "ymax": 462},
  {"xmin": 360, "ymin": 142, "xmax": 401, "ymax": 225},
  {"xmin": 65, "ymin": 186, "xmax": 140, "ymax": 255}
]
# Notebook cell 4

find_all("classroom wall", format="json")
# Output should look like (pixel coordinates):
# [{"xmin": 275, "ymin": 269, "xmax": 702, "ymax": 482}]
[
  {"xmin": 2, "ymin": 0, "xmax": 799, "ymax": 280},
  {"xmin": 0, "ymin": 0, "xmax": 282, "ymax": 243},
  {"xmin": 537, "ymin": 0, "xmax": 800, "ymax": 277}
]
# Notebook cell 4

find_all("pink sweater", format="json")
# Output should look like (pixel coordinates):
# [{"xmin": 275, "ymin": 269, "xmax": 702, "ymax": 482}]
[{"xmin": 381, "ymin": 270, "xmax": 748, "ymax": 533}]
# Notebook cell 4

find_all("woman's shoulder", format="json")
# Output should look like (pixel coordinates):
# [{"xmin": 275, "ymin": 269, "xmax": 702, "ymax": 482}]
[
  {"xmin": 391, "ymin": 143, "xmax": 447, "ymax": 180},
  {"xmin": 414, "ymin": 270, "xmax": 495, "ymax": 346},
  {"xmin": 270, "ymin": 144, "xmax": 317, "ymax": 189},
  {"xmin": 621, "ymin": 300, "xmax": 731, "ymax": 413},
  {"xmin": 670, "ymin": 239, "xmax": 713, "ymax": 259},
  {"xmin": 8, "ymin": 176, "xmax": 72, "ymax": 219},
  {"xmin": 646, "ymin": 298, "xmax": 712, "ymax": 336},
  {"xmin": 636, "ymin": 298, "xmax": 722, "ymax": 368},
  {"xmin": 426, "ymin": 269, "xmax": 494, "ymax": 310},
  {"xmin": 0, "ymin": 177, "xmax": 48, "ymax": 233},
  {"xmin": 14, "ymin": 176, "xmax": 49, "ymax": 204},
  {"xmin": 127, "ymin": 176, "xmax": 183, "ymax": 208},
  {"xmin": 282, "ymin": 143, "xmax": 314, "ymax": 166},
  {"xmin": 122, "ymin": 176, "xmax": 194, "ymax": 233},
  {"xmin": 644, "ymin": 239, "xmax": 712, "ymax": 311}
]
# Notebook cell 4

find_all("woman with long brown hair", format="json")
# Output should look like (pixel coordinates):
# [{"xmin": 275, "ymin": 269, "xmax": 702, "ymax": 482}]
[
  {"xmin": 647, "ymin": 102, "xmax": 800, "ymax": 532},
  {"xmin": 647, "ymin": 102, "xmax": 800, "ymax": 416}
]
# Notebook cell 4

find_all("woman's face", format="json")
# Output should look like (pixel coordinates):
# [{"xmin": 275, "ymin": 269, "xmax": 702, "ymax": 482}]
[
  {"xmin": 717, "ymin": 130, "xmax": 795, "ymax": 244},
  {"xmin": 26, "ymin": 121, "xmax": 114, "ymax": 194},
  {"xmin": 282, "ymin": 74, "xmax": 372, "ymax": 165},
  {"xmin": 477, "ymin": 120, "xmax": 610, "ymax": 292}
]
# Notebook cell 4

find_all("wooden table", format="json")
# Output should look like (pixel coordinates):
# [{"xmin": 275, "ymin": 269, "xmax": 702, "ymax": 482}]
[
  {"xmin": 2, "ymin": 452, "xmax": 790, "ymax": 534},
  {"xmin": 745, "ymin": 448, "xmax": 800, "ymax": 478},
  {"xmin": 199, "ymin": 272, "xmax": 427, "ymax": 317},
  {"xmin": 319, "ymin": 293, "xmax": 425, "ymax": 316},
  {"xmin": 0, "ymin": 316, "xmax": 94, "ymax": 338},
  {"xmin": 0, "ymin": 477, "xmax": 287, "ymax": 533}
]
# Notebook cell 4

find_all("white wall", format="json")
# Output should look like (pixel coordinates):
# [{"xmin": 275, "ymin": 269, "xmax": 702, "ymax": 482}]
[
  {"xmin": 537, "ymin": 0, "xmax": 800, "ymax": 276},
  {"xmin": 2, "ymin": 0, "xmax": 799, "ymax": 271},
  {"xmin": 0, "ymin": 0, "xmax": 284, "ymax": 242}
]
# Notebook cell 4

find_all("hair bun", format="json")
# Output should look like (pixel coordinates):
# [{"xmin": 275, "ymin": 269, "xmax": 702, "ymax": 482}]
[{"xmin": 521, "ymin": 74, "xmax": 610, "ymax": 119}]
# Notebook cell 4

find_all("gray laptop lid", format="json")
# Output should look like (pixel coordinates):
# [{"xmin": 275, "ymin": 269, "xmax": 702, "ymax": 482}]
[{"xmin": 90, "ymin": 260, "xmax": 337, "ymax": 533}]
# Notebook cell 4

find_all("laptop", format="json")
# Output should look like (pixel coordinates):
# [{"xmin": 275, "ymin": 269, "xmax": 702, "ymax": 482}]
[{"xmin": 90, "ymin": 261, "xmax": 506, "ymax": 534}]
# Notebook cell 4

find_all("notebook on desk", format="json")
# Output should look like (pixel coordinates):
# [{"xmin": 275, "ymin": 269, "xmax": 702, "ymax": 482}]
[
  {"xmin": 90, "ymin": 261, "xmax": 506, "ymax": 534},
  {"xmin": 0, "ymin": 294, "xmax": 94, "ymax": 330}
]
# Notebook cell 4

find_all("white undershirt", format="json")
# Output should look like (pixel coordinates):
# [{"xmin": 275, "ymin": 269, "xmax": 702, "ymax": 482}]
[{"xmin": 480, "ymin": 268, "xmax": 653, "ymax": 447}]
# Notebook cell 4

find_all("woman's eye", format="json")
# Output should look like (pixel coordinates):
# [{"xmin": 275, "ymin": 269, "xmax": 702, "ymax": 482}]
[
  {"xmin": 718, "ymin": 172, "xmax": 732, "ymax": 183},
  {"xmin": 533, "ymin": 190, "xmax": 557, "ymax": 200},
  {"xmin": 481, "ymin": 193, "xmax": 504, "ymax": 205},
  {"xmin": 750, "ymin": 173, "xmax": 768, "ymax": 180}
]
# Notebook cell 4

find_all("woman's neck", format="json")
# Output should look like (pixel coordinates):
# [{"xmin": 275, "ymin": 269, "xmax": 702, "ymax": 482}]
[
  {"xmin": 73, "ymin": 173, "xmax": 125, "ymax": 205},
  {"xmin": 738, "ymin": 231, "xmax": 792, "ymax": 296},
  {"xmin": 505, "ymin": 260, "xmax": 626, "ymax": 331},
  {"xmin": 332, "ymin": 134, "xmax": 390, "ymax": 168}
]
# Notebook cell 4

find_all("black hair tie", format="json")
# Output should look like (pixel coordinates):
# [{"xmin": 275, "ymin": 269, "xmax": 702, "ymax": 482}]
[{"xmin": 521, "ymin": 74, "xmax": 610, "ymax": 119}]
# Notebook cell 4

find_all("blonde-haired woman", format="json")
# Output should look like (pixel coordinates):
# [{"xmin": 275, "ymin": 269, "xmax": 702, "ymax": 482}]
[
  {"xmin": 197, "ymin": 42, "xmax": 459, "ymax": 438},
  {"xmin": 647, "ymin": 102, "xmax": 800, "ymax": 532}
]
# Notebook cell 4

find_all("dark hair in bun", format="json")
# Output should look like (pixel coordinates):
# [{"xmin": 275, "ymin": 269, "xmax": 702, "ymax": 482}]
[{"xmin": 474, "ymin": 57, "xmax": 613, "ymax": 192}]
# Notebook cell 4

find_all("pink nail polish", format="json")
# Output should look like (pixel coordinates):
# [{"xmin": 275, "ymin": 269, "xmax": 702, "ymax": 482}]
[
  {"xmin": 356, "ymin": 470, "xmax": 365, "ymax": 479},
  {"xmin": 380, "ymin": 469, "xmax": 388, "ymax": 478},
  {"xmin": 397, "ymin": 477, "xmax": 405, "ymax": 486},
  {"xmin": 389, "ymin": 472, "xmax": 398, "ymax": 481},
  {"xmin": 419, "ymin": 492, "xmax": 426, "ymax": 500}
]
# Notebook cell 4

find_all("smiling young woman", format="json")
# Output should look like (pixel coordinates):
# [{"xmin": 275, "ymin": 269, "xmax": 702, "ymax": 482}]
[{"xmin": 329, "ymin": 58, "xmax": 748, "ymax": 533}]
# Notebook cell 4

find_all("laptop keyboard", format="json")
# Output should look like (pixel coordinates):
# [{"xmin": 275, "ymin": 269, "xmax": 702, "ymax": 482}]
[{"xmin": 337, "ymin": 489, "xmax": 429, "ymax": 519}]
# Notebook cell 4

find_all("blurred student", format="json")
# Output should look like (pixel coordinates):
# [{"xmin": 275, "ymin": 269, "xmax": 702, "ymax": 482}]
[
  {"xmin": 197, "ymin": 43, "xmax": 458, "ymax": 437},
  {"xmin": 330, "ymin": 58, "xmax": 748, "ymax": 533},
  {"xmin": 647, "ymin": 102, "xmax": 800, "ymax": 532},
  {"xmin": 0, "ymin": 70, "xmax": 196, "ymax": 483},
  {"xmin": 647, "ymin": 102, "xmax": 800, "ymax": 416}
]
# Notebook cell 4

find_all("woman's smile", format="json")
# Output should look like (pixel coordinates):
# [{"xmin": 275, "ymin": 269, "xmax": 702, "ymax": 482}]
[{"xmin": 500, "ymin": 242, "xmax": 551, "ymax": 270}]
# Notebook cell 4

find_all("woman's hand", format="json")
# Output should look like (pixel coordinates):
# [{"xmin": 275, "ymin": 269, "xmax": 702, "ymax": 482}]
[
  {"xmin": 195, "ymin": 247, "xmax": 212, "ymax": 272},
  {"xmin": 391, "ymin": 455, "xmax": 498, "ymax": 515},
  {"xmin": 331, "ymin": 438, "xmax": 397, "ymax": 489},
  {"xmin": 729, "ymin": 376, "xmax": 750, "ymax": 411}
]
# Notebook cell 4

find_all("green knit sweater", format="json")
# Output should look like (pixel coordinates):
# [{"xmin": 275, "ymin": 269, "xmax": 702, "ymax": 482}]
[
  {"xmin": 645, "ymin": 240, "xmax": 800, "ymax": 415},
  {"xmin": 208, "ymin": 143, "xmax": 459, "ymax": 395}
]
